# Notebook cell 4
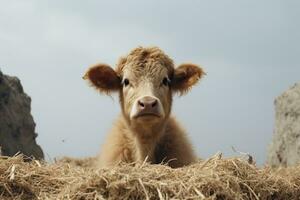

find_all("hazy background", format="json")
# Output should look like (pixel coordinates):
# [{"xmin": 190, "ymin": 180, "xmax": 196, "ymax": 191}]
[{"xmin": 1, "ymin": 1, "xmax": 299, "ymax": 165}]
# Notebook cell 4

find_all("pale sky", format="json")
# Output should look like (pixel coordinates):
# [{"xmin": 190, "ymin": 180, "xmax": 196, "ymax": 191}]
[{"xmin": 1, "ymin": 0, "xmax": 299, "ymax": 164}]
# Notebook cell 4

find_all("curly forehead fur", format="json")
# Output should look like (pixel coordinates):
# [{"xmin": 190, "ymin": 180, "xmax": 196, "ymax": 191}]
[{"xmin": 115, "ymin": 47, "xmax": 175, "ymax": 77}]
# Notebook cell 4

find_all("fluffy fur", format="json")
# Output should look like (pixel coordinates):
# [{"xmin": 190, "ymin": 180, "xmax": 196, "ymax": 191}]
[
  {"xmin": 98, "ymin": 116, "xmax": 196, "ymax": 168},
  {"xmin": 84, "ymin": 46, "xmax": 205, "ymax": 168}
]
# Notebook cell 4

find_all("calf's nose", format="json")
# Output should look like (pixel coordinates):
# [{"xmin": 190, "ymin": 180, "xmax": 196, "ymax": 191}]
[{"xmin": 138, "ymin": 96, "xmax": 158, "ymax": 110}]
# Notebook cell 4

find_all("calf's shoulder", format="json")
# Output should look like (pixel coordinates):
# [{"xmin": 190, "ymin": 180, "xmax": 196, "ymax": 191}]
[{"xmin": 154, "ymin": 116, "xmax": 197, "ymax": 167}]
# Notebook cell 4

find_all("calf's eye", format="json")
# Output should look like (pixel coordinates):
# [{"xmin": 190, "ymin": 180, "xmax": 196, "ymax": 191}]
[
  {"xmin": 162, "ymin": 77, "xmax": 169, "ymax": 86},
  {"xmin": 123, "ymin": 78, "xmax": 130, "ymax": 87}
]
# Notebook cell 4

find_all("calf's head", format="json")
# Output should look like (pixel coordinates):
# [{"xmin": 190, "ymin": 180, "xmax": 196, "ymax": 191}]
[{"xmin": 84, "ymin": 47, "xmax": 204, "ymax": 131}]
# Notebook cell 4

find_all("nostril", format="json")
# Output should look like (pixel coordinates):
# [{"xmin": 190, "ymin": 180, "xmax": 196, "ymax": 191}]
[
  {"xmin": 138, "ymin": 100, "xmax": 145, "ymax": 108},
  {"xmin": 151, "ymin": 100, "xmax": 157, "ymax": 108}
]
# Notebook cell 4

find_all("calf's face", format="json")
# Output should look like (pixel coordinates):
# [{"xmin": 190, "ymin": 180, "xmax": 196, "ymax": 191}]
[
  {"xmin": 84, "ymin": 47, "xmax": 204, "ymax": 129},
  {"xmin": 121, "ymin": 62, "xmax": 172, "ymax": 125}
]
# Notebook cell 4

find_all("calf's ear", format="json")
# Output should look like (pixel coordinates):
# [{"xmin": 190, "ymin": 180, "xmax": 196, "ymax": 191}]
[
  {"xmin": 172, "ymin": 63, "xmax": 205, "ymax": 95},
  {"xmin": 83, "ymin": 63, "xmax": 121, "ymax": 94}
]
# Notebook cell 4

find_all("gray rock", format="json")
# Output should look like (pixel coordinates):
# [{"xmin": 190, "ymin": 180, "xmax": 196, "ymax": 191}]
[
  {"xmin": 267, "ymin": 82, "xmax": 300, "ymax": 166},
  {"xmin": 0, "ymin": 70, "xmax": 44, "ymax": 159}
]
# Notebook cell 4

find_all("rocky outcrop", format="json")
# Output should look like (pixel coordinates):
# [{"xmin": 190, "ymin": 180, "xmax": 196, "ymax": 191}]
[
  {"xmin": 267, "ymin": 82, "xmax": 300, "ymax": 167},
  {"xmin": 0, "ymin": 70, "xmax": 43, "ymax": 159}
]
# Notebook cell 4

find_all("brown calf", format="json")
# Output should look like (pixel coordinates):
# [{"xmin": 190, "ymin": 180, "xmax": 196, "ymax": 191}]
[{"xmin": 84, "ymin": 47, "xmax": 205, "ymax": 168}]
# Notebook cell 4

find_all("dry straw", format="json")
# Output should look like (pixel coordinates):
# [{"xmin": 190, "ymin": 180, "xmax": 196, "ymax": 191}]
[{"xmin": 1, "ymin": 154, "xmax": 300, "ymax": 200}]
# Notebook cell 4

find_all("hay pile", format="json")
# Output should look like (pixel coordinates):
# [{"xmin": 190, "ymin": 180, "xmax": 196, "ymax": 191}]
[{"xmin": 1, "ymin": 154, "xmax": 300, "ymax": 200}]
